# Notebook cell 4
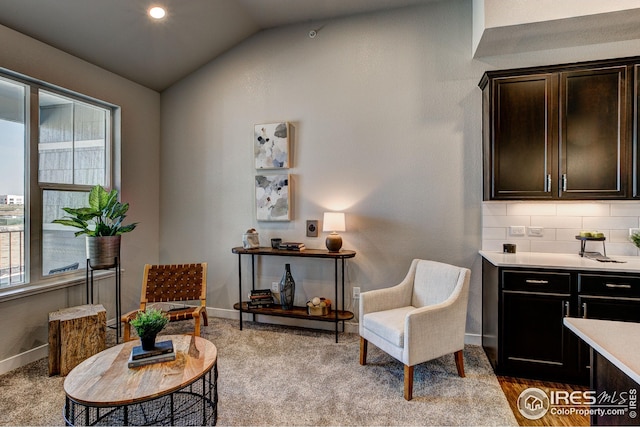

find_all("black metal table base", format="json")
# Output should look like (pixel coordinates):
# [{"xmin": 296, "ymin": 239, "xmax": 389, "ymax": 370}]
[{"xmin": 64, "ymin": 365, "xmax": 217, "ymax": 426}]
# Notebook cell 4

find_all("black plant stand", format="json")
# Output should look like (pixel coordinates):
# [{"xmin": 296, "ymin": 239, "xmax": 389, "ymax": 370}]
[{"xmin": 86, "ymin": 257, "xmax": 121, "ymax": 343}]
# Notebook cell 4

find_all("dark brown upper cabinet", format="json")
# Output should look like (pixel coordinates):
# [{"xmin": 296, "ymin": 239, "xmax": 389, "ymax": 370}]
[{"xmin": 480, "ymin": 59, "xmax": 633, "ymax": 201}]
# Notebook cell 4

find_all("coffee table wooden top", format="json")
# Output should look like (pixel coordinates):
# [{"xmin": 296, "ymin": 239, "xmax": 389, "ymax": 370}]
[{"xmin": 63, "ymin": 334, "xmax": 217, "ymax": 406}]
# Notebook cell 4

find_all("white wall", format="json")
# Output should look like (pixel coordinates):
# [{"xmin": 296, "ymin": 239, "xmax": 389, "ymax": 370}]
[
  {"xmin": 473, "ymin": 0, "xmax": 640, "ymax": 57},
  {"xmin": 0, "ymin": 24, "xmax": 161, "ymax": 371},
  {"xmin": 161, "ymin": 0, "xmax": 640, "ymax": 342},
  {"xmin": 5, "ymin": 0, "xmax": 640, "ymax": 370},
  {"xmin": 160, "ymin": 0, "xmax": 487, "ymax": 338},
  {"xmin": 483, "ymin": 0, "xmax": 640, "ymax": 27}
]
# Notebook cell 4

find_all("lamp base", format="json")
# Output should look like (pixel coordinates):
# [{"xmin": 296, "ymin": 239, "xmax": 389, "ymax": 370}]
[{"xmin": 325, "ymin": 232, "xmax": 343, "ymax": 252}]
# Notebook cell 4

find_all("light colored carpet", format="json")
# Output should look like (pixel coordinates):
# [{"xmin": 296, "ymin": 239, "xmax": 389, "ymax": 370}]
[{"xmin": 0, "ymin": 318, "xmax": 517, "ymax": 426}]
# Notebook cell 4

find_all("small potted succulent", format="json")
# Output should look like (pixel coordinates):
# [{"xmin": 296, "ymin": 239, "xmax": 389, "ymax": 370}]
[{"xmin": 129, "ymin": 308, "xmax": 169, "ymax": 350}]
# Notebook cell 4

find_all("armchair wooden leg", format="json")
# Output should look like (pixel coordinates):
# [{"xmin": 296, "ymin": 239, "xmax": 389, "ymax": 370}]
[
  {"xmin": 123, "ymin": 321, "xmax": 131, "ymax": 342},
  {"xmin": 404, "ymin": 365, "xmax": 414, "ymax": 401},
  {"xmin": 202, "ymin": 310, "xmax": 209, "ymax": 326},
  {"xmin": 194, "ymin": 316, "xmax": 201, "ymax": 337},
  {"xmin": 454, "ymin": 350, "xmax": 465, "ymax": 377},
  {"xmin": 359, "ymin": 337, "xmax": 368, "ymax": 365}
]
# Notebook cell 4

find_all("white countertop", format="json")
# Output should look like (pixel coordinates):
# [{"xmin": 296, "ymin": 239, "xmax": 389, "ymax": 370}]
[
  {"xmin": 480, "ymin": 250, "xmax": 640, "ymax": 273},
  {"xmin": 564, "ymin": 317, "xmax": 640, "ymax": 385}
]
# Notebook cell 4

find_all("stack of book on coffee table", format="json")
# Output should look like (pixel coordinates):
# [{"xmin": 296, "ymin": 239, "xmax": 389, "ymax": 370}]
[{"xmin": 128, "ymin": 340, "xmax": 175, "ymax": 368}]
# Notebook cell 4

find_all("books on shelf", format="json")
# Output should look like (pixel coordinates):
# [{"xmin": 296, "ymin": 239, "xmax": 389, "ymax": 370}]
[
  {"xmin": 250, "ymin": 289, "xmax": 272, "ymax": 297},
  {"xmin": 247, "ymin": 301, "xmax": 273, "ymax": 308},
  {"xmin": 247, "ymin": 289, "xmax": 274, "ymax": 308},
  {"xmin": 279, "ymin": 242, "xmax": 306, "ymax": 251},
  {"xmin": 131, "ymin": 340, "xmax": 174, "ymax": 360}
]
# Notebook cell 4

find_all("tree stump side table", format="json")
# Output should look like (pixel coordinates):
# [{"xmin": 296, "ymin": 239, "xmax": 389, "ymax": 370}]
[{"xmin": 48, "ymin": 304, "xmax": 106, "ymax": 376}]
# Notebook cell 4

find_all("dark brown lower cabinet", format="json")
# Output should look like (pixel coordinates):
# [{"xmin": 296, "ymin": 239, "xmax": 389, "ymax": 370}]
[
  {"xmin": 576, "ymin": 273, "xmax": 640, "ymax": 380},
  {"xmin": 483, "ymin": 259, "xmax": 640, "ymax": 385},
  {"xmin": 591, "ymin": 351, "xmax": 640, "ymax": 426},
  {"xmin": 502, "ymin": 291, "xmax": 578, "ymax": 381}
]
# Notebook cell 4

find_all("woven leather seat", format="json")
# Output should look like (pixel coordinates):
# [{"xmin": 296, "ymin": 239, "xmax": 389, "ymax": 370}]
[{"xmin": 121, "ymin": 263, "xmax": 208, "ymax": 341}]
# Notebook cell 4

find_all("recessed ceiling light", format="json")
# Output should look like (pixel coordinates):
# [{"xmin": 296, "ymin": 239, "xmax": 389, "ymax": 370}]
[{"xmin": 149, "ymin": 6, "xmax": 166, "ymax": 20}]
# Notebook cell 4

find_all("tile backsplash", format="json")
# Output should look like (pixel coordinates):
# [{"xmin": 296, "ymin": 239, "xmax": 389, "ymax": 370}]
[{"xmin": 482, "ymin": 201, "xmax": 640, "ymax": 256}]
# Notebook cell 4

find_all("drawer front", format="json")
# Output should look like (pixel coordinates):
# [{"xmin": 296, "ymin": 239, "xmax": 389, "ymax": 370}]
[
  {"xmin": 578, "ymin": 274, "xmax": 640, "ymax": 298},
  {"xmin": 503, "ymin": 270, "xmax": 571, "ymax": 293}
]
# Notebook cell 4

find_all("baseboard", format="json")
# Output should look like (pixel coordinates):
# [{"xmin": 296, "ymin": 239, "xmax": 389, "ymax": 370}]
[
  {"xmin": 464, "ymin": 333, "xmax": 482, "ymax": 346},
  {"xmin": 0, "ymin": 344, "xmax": 48, "ymax": 376},
  {"xmin": 0, "ymin": 315, "xmax": 120, "ymax": 376},
  {"xmin": 0, "ymin": 308, "xmax": 484, "ymax": 375},
  {"xmin": 208, "ymin": 307, "xmax": 483, "ymax": 345}
]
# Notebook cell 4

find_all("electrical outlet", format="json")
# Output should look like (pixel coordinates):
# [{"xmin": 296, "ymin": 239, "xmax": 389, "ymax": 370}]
[
  {"xmin": 528, "ymin": 226, "xmax": 544, "ymax": 237},
  {"xmin": 306, "ymin": 220, "xmax": 319, "ymax": 237},
  {"xmin": 271, "ymin": 282, "xmax": 279, "ymax": 293},
  {"xmin": 509, "ymin": 226, "xmax": 526, "ymax": 236},
  {"xmin": 352, "ymin": 287, "xmax": 360, "ymax": 299},
  {"xmin": 630, "ymin": 228, "xmax": 640, "ymax": 237}
]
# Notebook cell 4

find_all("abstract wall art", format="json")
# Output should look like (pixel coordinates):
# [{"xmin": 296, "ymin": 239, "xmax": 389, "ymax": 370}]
[
  {"xmin": 254, "ymin": 122, "xmax": 290, "ymax": 169},
  {"xmin": 255, "ymin": 174, "xmax": 290, "ymax": 221}
]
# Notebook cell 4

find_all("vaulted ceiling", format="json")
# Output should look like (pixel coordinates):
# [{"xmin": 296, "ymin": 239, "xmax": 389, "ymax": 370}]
[{"xmin": 0, "ymin": 0, "xmax": 434, "ymax": 91}]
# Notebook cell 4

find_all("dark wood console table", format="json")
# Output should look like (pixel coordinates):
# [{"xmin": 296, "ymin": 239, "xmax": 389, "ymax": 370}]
[{"xmin": 231, "ymin": 247, "xmax": 356, "ymax": 342}]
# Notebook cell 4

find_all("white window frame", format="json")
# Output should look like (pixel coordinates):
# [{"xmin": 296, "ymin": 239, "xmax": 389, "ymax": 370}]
[{"xmin": 0, "ymin": 68, "xmax": 120, "ymax": 300}]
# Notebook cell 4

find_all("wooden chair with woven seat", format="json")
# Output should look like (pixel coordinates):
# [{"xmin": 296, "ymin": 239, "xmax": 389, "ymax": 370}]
[{"xmin": 121, "ymin": 263, "xmax": 208, "ymax": 341}]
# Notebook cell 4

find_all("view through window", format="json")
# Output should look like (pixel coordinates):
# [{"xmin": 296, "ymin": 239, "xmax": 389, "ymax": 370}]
[
  {"xmin": 0, "ymin": 72, "xmax": 115, "ymax": 288},
  {"xmin": 0, "ymin": 77, "xmax": 26, "ymax": 286}
]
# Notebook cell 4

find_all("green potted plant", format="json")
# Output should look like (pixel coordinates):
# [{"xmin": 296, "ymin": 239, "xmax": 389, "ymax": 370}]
[
  {"xmin": 129, "ymin": 308, "xmax": 169, "ymax": 350},
  {"xmin": 630, "ymin": 231, "xmax": 640, "ymax": 250},
  {"xmin": 53, "ymin": 185, "xmax": 138, "ymax": 268}
]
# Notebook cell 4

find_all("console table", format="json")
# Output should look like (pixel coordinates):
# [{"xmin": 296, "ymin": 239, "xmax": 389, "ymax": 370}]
[
  {"xmin": 231, "ymin": 247, "xmax": 356, "ymax": 342},
  {"xmin": 63, "ymin": 334, "xmax": 217, "ymax": 426}
]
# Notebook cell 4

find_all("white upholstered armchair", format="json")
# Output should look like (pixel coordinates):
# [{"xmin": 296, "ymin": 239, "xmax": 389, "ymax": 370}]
[{"xmin": 359, "ymin": 259, "xmax": 471, "ymax": 400}]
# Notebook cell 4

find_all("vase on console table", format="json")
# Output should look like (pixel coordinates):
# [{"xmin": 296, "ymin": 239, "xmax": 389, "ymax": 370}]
[{"xmin": 279, "ymin": 263, "xmax": 295, "ymax": 310}]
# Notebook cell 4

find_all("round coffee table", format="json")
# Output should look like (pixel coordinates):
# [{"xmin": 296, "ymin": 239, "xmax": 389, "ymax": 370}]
[{"xmin": 63, "ymin": 334, "xmax": 217, "ymax": 426}]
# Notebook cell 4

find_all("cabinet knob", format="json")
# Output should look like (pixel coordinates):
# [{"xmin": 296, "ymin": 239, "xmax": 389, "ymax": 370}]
[
  {"xmin": 582, "ymin": 302, "xmax": 587, "ymax": 318},
  {"xmin": 562, "ymin": 174, "xmax": 567, "ymax": 192},
  {"xmin": 564, "ymin": 301, "xmax": 570, "ymax": 317}
]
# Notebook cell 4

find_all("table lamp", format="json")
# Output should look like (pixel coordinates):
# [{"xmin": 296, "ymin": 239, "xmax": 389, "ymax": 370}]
[{"xmin": 323, "ymin": 212, "xmax": 345, "ymax": 252}]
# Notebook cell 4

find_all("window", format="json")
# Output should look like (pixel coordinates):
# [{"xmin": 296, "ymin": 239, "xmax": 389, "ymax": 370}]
[
  {"xmin": 0, "ymin": 70, "xmax": 117, "ymax": 289},
  {"xmin": 0, "ymin": 77, "xmax": 26, "ymax": 286}
]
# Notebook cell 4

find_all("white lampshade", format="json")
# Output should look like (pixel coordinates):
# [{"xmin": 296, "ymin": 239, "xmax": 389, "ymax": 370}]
[{"xmin": 323, "ymin": 212, "xmax": 345, "ymax": 232}]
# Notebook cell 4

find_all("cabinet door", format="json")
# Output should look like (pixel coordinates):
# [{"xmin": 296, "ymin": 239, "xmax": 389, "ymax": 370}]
[
  {"xmin": 559, "ymin": 66, "xmax": 630, "ymax": 198},
  {"xmin": 635, "ymin": 64, "xmax": 640, "ymax": 198},
  {"xmin": 577, "ymin": 273, "xmax": 640, "ymax": 379},
  {"xmin": 502, "ymin": 291, "xmax": 576, "ymax": 380},
  {"xmin": 489, "ymin": 74, "xmax": 557, "ymax": 199}
]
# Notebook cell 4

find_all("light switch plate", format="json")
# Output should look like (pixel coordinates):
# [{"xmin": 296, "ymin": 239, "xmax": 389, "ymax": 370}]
[{"xmin": 306, "ymin": 220, "xmax": 318, "ymax": 237}]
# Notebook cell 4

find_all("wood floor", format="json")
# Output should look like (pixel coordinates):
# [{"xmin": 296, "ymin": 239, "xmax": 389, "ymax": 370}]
[{"xmin": 497, "ymin": 376, "xmax": 590, "ymax": 426}]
